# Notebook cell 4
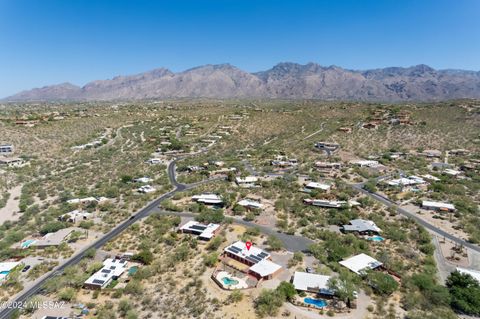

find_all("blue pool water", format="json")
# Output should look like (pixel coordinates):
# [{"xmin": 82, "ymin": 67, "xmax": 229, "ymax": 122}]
[
  {"xmin": 21, "ymin": 239, "xmax": 36, "ymax": 248},
  {"xmin": 221, "ymin": 277, "xmax": 239, "ymax": 286},
  {"xmin": 128, "ymin": 266, "xmax": 138, "ymax": 276},
  {"xmin": 304, "ymin": 298, "xmax": 328, "ymax": 308},
  {"xmin": 367, "ymin": 236, "xmax": 385, "ymax": 241},
  {"xmin": 0, "ymin": 271, "xmax": 9, "ymax": 275}
]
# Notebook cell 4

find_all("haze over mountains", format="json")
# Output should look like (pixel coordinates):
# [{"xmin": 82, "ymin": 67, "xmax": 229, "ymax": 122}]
[{"xmin": 4, "ymin": 62, "xmax": 480, "ymax": 102}]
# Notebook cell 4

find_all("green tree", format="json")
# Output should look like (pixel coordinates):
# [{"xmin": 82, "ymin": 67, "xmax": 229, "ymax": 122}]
[
  {"xmin": 366, "ymin": 271, "xmax": 398, "ymax": 295},
  {"xmin": 276, "ymin": 281, "xmax": 296, "ymax": 301},
  {"xmin": 446, "ymin": 271, "xmax": 480, "ymax": 315},
  {"xmin": 266, "ymin": 235, "xmax": 283, "ymax": 251}
]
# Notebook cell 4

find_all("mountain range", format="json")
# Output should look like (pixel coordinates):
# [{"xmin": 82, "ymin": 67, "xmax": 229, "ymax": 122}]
[{"xmin": 4, "ymin": 62, "xmax": 480, "ymax": 102}]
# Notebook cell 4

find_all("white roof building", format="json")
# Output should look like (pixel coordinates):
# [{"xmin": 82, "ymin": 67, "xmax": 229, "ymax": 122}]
[
  {"xmin": 292, "ymin": 271, "xmax": 333, "ymax": 295},
  {"xmin": 456, "ymin": 267, "xmax": 480, "ymax": 284},
  {"xmin": 67, "ymin": 196, "xmax": 109, "ymax": 205},
  {"xmin": 237, "ymin": 199, "xmax": 263, "ymax": 209},
  {"xmin": 224, "ymin": 241, "xmax": 270, "ymax": 264},
  {"xmin": 192, "ymin": 193, "xmax": 223, "ymax": 205},
  {"xmin": 235, "ymin": 176, "xmax": 258, "ymax": 184},
  {"xmin": 444, "ymin": 169, "xmax": 462, "ymax": 176},
  {"xmin": 58, "ymin": 210, "xmax": 92, "ymax": 223},
  {"xmin": 179, "ymin": 221, "xmax": 220, "ymax": 240},
  {"xmin": 84, "ymin": 258, "xmax": 128, "ymax": 289},
  {"xmin": 134, "ymin": 177, "xmax": 152, "ymax": 183},
  {"xmin": 350, "ymin": 160, "xmax": 380, "ymax": 168},
  {"xmin": 386, "ymin": 176, "xmax": 426, "ymax": 187},
  {"xmin": 421, "ymin": 174, "xmax": 440, "ymax": 181},
  {"xmin": 249, "ymin": 259, "xmax": 282, "ymax": 278},
  {"xmin": 138, "ymin": 185, "xmax": 156, "ymax": 193},
  {"xmin": 339, "ymin": 253, "xmax": 383, "ymax": 274},
  {"xmin": 305, "ymin": 182, "xmax": 331, "ymax": 191},
  {"xmin": 304, "ymin": 199, "xmax": 359, "ymax": 208},
  {"xmin": 343, "ymin": 219, "xmax": 382, "ymax": 234},
  {"xmin": 422, "ymin": 200, "xmax": 456, "ymax": 212}
]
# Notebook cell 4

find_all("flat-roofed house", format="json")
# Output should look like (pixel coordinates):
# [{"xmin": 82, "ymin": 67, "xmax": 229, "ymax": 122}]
[
  {"xmin": 58, "ymin": 210, "xmax": 92, "ymax": 223},
  {"xmin": 223, "ymin": 241, "xmax": 282, "ymax": 280},
  {"xmin": 292, "ymin": 271, "xmax": 334, "ymax": 296},
  {"xmin": 191, "ymin": 193, "xmax": 223, "ymax": 205},
  {"xmin": 304, "ymin": 182, "xmax": 331, "ymax": 191},
  {"xmin": 339, "ymin": 253, "xmax": 383, "ymax": 275},
  {"xmin": 314, "ymin": 162, "xmax": 342, "ymax": 171},
  {"xmin": 237, "ymin": 199, "xmax": 263, "ymax": 210},
  {"xmin": 31, "ymin": 228, "xmax": 75, "ymax": 248},
  {"xmin": 0, "ymin": 157, "xmax": 25, "ymax": 168},
  {"xmin": 84, "ymin": 258, "xmax": 128, "ymax": 290},
  {"xmin": 304, "ymin": 199, "xmax": 359, "ymax": 208},
  {"xmin": 315, "ymin": 142, "xmax": 340, "ymax": 152},
  {"xmin": 342, "ymin": 219, "xmax": 382, "ymax": 235},
  {"xmin": 422, "ymin": 200, "xmax": 456, "ymax": 212},
  {"xmin": 249, "ymin": 259, "xmax": 282, "ymax": 280},
  {"xmin": 235, "ymin": 176, "xmax": 259, "ymax": 188},
  {"xmin": 0, "ymin": 144, "xmax": 14, "ymax": 154},
  {"xmin": 179, "ymin": 221, "xmax": 220, "ymax": 241}
]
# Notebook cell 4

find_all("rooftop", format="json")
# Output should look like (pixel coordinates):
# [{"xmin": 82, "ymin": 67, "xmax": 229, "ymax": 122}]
[
  {"xmin": 292, "ymin": 271, "xmax": 333, "ymax": 295},
  {"xmin": 179, "ymin": 221, "xmax": 220, "ymax": 239},
  {"xmin": 224, "ymin": 241, "xmax": 271, "ymax": 264},
  {"xmin": 339, "ymin": 253, "xmax": 383, "ymax": 274},
  {"xmin": 343, "ymin": 219, "xmax": 382, "ymax": 233},
  {"xmin": 249, "ymin": 259, "xmax": 282, "ymax": 277}
]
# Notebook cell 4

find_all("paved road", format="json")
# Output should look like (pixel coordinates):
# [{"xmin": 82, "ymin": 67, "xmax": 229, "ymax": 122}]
[
  {"xmin": 351, "ymin": 183, "xmax": 480, "ymax": 254},
  {"xmin": 150, "ymin": 210, "xmax": 314, "ymax": 252}
]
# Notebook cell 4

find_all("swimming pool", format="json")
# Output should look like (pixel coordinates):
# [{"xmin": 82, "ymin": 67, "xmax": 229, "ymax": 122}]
[
  {"xmin": 221, "ymin": 277, "xmax": 239, "ymax": 286},
  {"xmin": 128, "ymin": 266, "xmax": 138, "ymax": 276},
  {"xmin": 367, "ymin": 236, "xmax": 385, "ymax": 241},
  {"xmin": 21, "ymin": 239, "xmax": 36, "ymax": 248},
  {"xmin": 304, "ymin": 298, "xmax": 327, "ymax": 308},
  {"xmin": 0, "ymin": 271, "xmax": 9, "ymax": 275}
]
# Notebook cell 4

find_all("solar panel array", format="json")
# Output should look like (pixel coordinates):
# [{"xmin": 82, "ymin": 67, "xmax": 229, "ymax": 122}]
[
  {"xmin": 190, "ymin": 225, "xmax": 207, "ymax": 231},
  {"xmin": 226, "ymin": 245, "xmax": 269, "ymax": 264},
  {"xmin": 92, "ymin": 279, "xmax": 105, "ymax": 285}
]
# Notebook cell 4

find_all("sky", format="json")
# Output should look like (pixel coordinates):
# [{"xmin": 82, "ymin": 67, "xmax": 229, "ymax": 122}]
[{"xmin": 1, "ymin": 0, "xmax": 480, "ymax": 97}]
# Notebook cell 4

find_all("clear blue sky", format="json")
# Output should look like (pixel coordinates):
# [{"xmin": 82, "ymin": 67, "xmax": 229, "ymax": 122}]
[{"xmin": 1, "ymin": 0, "xmax": 479, "ymax": 97}]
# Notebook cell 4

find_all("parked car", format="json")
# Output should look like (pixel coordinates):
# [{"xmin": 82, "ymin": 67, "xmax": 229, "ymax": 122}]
[{"xmin": 22, "ymin": 265, "xmax": 31, "ymax": 272}]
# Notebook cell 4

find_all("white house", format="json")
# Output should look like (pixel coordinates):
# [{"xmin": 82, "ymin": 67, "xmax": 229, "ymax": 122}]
[
  {"xmin": 237, "ymin": 199, "xmax": 263, "ymax": 209},
  {"xmin": 58, "ymin": 210, "xmax": 92, "ymax": 223},
  {"xmin": 386, "ymin": 175, "xmax": 426, "ymax": 187},
  {"xmin": 0, "ymin": 144, "xmax": 14, "ymax": 154},
  {"xmin": 350, "ymin": 160, "xmax": 380, "ymax": 168},
  {"xmin": 339, "ymin": 253, "xmax": 383, "ymax": 275},
  {"xmin": 422, "ymin": 200, "xmax": 456, "ymax": 212},
  {"xmin": 292, "ymin": 271, "xmax": 334, "ymax": 295},
  {"xmin": 134, "ymin": 177, "xmax": 152, "ymax": 183},
  {"xmin": 304, "ymin": 199, "xmax": 359, "ymax": 208},
  {"xmin": 235, "ymin": 176, "xmax": 259, "ymax": 188},
  {"xmin": 342, "ymin": 219, "xmax": 382, "ymax": 235},
  {"xmin": 0, "ymin": 157, "xmax": 26, "ymax": 168},
  {"xmin": 304, "ymin": 182, "xmax": 331, "ymax": 191},
  {"xmin": 138, "ymin": 185, "xmax": 156, "ymax": 193},
  {"xmin": 192, "ymin": 193, "xmax": 223, "ymax": 205},
  {"xmin": 146, "ymin": 158, "xmax": 162, "ymax": 165},
  {"xmin": 179, "ymin": 221, "xmax": 220, "ymax": 240},
  {"xmin": 84, "ymin": 258, "xmax": 128, "ymax": 290}
]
